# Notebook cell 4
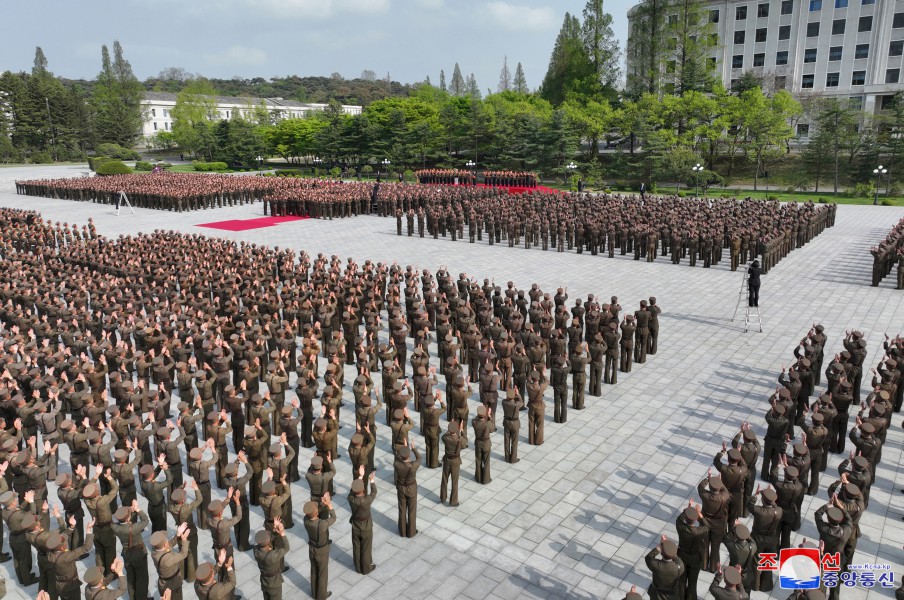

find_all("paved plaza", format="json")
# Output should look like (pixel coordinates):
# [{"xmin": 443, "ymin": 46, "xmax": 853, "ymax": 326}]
[{"xmin": 0, "ymin": 165, "xmax": 902, "ymax": 599}]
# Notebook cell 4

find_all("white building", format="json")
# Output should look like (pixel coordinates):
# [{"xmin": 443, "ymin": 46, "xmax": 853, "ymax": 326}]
[
  {"xmin": 141, "ymin": 91, "xmax": 362, "ymax": 141},
  {"xmin": 627, "ymin": 0, "xmax": 904, "ymax": 138}
]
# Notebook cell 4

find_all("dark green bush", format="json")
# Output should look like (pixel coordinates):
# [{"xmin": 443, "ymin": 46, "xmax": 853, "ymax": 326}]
[
  {"xmin": 96, "ymin": 143, "xmax": 140, "ymax": 161},
  {"xmin": 135, "ymin": 161, "xmax": 153, "ymax": 171},
  {"xmin": 193, "ymin": 161, "xmax": 229, "ymax": 172},
  {"xmin": 95, "ymin": 160, "xmax": 133, "ymax": 176},
  {"xmin": 881, "ymin": 199, "xmax": 892, "ymax": 206},
  {"xmin": 30, "ymin": 151, "xmax": 53, "ymax": 164}
]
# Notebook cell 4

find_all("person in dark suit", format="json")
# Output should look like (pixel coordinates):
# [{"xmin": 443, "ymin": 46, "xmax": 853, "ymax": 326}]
[{"xmin": 747, "ymin": 260, "xmax": 762, "ymax": 307}]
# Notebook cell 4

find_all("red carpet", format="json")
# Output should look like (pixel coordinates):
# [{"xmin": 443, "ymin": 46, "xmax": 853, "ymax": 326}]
[{"xmin": 196, "ymin": 215, "xmax": 309, "ymax": 232}]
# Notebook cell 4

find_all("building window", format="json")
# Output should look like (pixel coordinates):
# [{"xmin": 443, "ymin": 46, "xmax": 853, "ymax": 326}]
[
  {"xmin": 810, "ymin": 0, "xmax": 822, "ymax": 10},
  {"xmin": 754, "ymin": 53, "xmax": 766, "ymax": 66},
  {"xmin": 707, "ymin": 57, "xmax": 717, "ymax": 70},
  {"xmin": 153, "ymin": 122, "xmax": 157, "ymax": 131},
  {"xmin": 151, "ymin": 109, "xmax": 156, "ymax": 117},
  {"xmin": 807, "ymin": 22, "xmax": 820, "ymax": 37},
  {"xmin": 776, "ymin": 50, "xmax": 789, "ymax": 65},
  {"xmin": 779, "ymin": 25, "xmax": 791, "ymax": 40},
  {"xmin": 733, "ymin": 55, "xmax": 744, "ymax": 69},
  {"xmin": 829, "ymin": 46, "xmax": 843, "ymax": 61},
  {"xmin": 709, "ymin": 33, "xmax": 719, "ymax": 45},
  {"xmin": 668, "ymin": 13, "xmax": 678, "ymax": 24},
  {"xmin": 881, "ymin": 95, "xmax": 896, "ymax": 109},
  {"xmin": 775, "ymin": 75, "xmax": 787, "ymax": 89},
  {"xmin": 887, "ymin": 68, "xmax": 901, "ymax": 84},
  {"xmin": 735, "ymin": 30, "xmax": 746, "ymax": 44},
  {"xmin": 782, "ymin": 0, "xmax": 793, "ymax": 14},
  {"xmin": 849, "ymin": 96, "xmax": 863, "ymax": 110},
  {"xmin": 804, "ymin": 48, "xmax": 818, "ymax": 63},
  {"xmin": 826, "ymin": 72, "xmax": 840, "ymax": 87},
  {"xmin": 832, "ymin": 19, "xmax": 845, "ymax": 35},
  {"xmin": 862, "ymin": 0, "xmax": 875, "ymax": 4},
  {"xmin": 758, "ymin": 3, "xmax": 769, "ymax": 17},
  {"xmin": 894, "ymin": 13, "xmax": 904, "ymax": 28},
  {"xmin": 859, "ymin": 16, "xmax": 872, "ymax": 31},
  {"xmin": 835, "ymin": 0, "xmax": 848, "ymax": 7},
  {"xmin": 710, "ymin": 9, "xmax": 719, "ymax": 22},
  {"xmin": 855, "ymin": 44, "xmax": 869, "ymax": 59},
  {"xmin": 802, "ymin": 74, "xmax": 815, "ymax": 88},
  {"xmin": 737, "ymin": 5, "xmax": 747, "ymax": 20},
  {"xmin": 165, "ymin": 122, "xmax": 170, "ymax": 131},
  {"xmin": 852, "ymin": 71, "xmax": 866, "ymax": 85},
  {"xmin": 666, "ymin": 60, "xmax": 676, "ymax": 73},
  {"xmin": 756, "ymin": 28, "xmax": 767, "ymax": 42},
  {"xmin": 798, "ymin": 124, "xmax": 810, "ymax": 137},
  {"xmin": 891, "ymin": 41, "xmax": 904, "ymax": 57}
]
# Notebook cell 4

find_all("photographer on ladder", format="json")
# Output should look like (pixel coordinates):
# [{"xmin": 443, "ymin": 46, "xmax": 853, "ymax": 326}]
[{"xmin": 747, "ymin": 260, "xmax": 762, "ymax": 308}]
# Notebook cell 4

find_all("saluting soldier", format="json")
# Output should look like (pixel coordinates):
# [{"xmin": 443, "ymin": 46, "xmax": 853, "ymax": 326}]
[
  {"xmin": 150, "ymin": 525, "xmax": 192, "ymax": 600},
  {"xmin": 110, "ymin": 502, "xmax": 151, "ymax": 600},
  {"xmin": 253, "ymin": 519, "xmax": 290, "ymax": 600},
  {"xmin": 347, "ymin": 467, "xmax": 377, "ymax": 575},
  {"xmin": 303, "ymin": 494, "xmax": 336, "ymax": 600}
]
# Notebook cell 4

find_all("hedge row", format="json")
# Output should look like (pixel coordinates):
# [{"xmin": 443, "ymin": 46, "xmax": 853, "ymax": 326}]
[{"xmin": 193, "ymin": 161, "xmax": 229, "ymax": 172}]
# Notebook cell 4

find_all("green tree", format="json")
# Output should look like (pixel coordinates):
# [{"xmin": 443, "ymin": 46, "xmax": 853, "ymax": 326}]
[
  {"xmin": 625, "ymin": 0, "xmax": 668, "ymax": 97},
  {"xmin": 540, "ymin": 12, "xmax": 592, "ymax": 105},
  {"xmin": 171, "ymin": 78, "xmax": 218, "ymax": 158},
  {"xmin": 466, "ymin": 74, "xmax": 481, "ymax": 100},
  {"xmin": 439, "ymin": 69, "xmax": 447, "ymax": 92},
  {"xmin": 92, "ymin": 41, "xmax": 145, "ymax": 147},
  {"xmin": 513, "ymin": 63, "xmax": 528, "ymax": 94},
  {"xmin": 450, "ymin": 64, "xmax": 466, "ymax": 97},
  {"xmin": 741, "ymin": 89, "xmax": 799, "ymax": 190},
  {"xmin": 581, "ymin": 0, "xmax": 620, "ymax": 95},
  {"xmin": 808, "ymin": 98, "xmax": 861, "ymax": 193},
  {"xmin": 666, "ymin": 0, "xmax": 718, "ymax": 95},
  {"xmin": 498, "ymin": 56, "xmax": 512, "ymax": 92}
]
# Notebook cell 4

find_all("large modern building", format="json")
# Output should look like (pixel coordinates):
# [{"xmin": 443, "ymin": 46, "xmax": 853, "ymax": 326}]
[
  {"xmin": 627, "ymin": 0, "xmax": 904, "ymax": 138},
  {"xmin": 140, "ymin": 91, "xmax": 362, "ymax": 142}
]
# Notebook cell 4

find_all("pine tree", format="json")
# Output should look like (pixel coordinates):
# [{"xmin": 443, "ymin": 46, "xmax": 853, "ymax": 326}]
[
  {"xmin": 666, "ymin": 0, "xmax": 718, "ymax": 95},
  {"xmin": 439, "ymin": 69, "xmax": 447, "ymax": 92},
  {"xmin": 540, "ymin": 13, "xmax": 591, "ymax": 105},
  {"xmin": 92, "ymin": 40, "xmax": 145, "ymax": 147},
  {"xmin": 625, "ymin": 0, "xmax": 668, "ymax": 97},
  {"xmin": 581, "ymin": 0, "xmax": 620, "ymax": 94},
  {"xmin": 450, "ymin": 64, "xmax": 465, "ymax": 96},
  {"xmin": 32, "ymin": 47, "xmax": 48, "ymax": 78},
  {"xmin": 498, "ymin": 55, "xmax": 512, "ymax": 92},
  {"xmin": 513, "ymin": 62, "xmax": 528, "ymax": 94},
  {"xmin": 467, "ymin": 74, "xmax": 481, "ymax": 99}
]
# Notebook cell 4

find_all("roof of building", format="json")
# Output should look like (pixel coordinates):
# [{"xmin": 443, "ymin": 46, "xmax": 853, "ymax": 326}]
[{"xmin": 142, "ymin": 91, "xmax": 360, "ymax": 110}]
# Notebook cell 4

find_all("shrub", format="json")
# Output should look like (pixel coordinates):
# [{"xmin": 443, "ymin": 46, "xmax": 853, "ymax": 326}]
[
  {"xmin": 818, "ymin": 198, "xmax": 828, "ymax": 204},
  {"xmin": 135, "ymin": 161, "xmax": 153, "ymax": 171},
  {"xmin": 403, "ymin": 169, "xmax": 415, "ymax": 183},
  {"xmin": 91, "ymin": 157, "xmax": 119, "ymax": 172},
  {"xmin": 603, "ymin": 188, "xmax": 612, "ymax": 194},
  {"xmin": 95, "ymin": 160, "xmax": 133, "ymax": 176},
  {"xmin": 156, "ymin": 162, "xmax": 172, "ymax": 169},
  {"xmin": 845, "ymin": 182, "xmax": 873, "ymax": 198},
  {"xmin": 96, "ymin": 143, "xmax": 140, "ymax": 161},
  {"xmin": 192, "ymin": 161, "xmax": 228, "ymax": 172},
  {"xmin": 361, "ymin": 165, "xmax": 373, "ymax": 175},
  {"xmin": 330, "ymin": 167, "xmax": 342, "ymax": 178},
  {"xmin": 767, "ymin": 195, "xmax": 779, "ymax": 201},
  {"xmin": 30, "ymin": 151, "xmax": 53, "ymax": 164},
  {"xmin": 882, "ymin": 199, "xmax": 893, "ymax": 206},
  {"xmin": 677, "ymin": 191, "xmax": 686, "ymax": 198}
]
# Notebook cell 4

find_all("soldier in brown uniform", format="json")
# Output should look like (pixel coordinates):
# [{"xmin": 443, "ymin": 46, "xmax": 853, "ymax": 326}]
[
  {"xmin": 194, "ymin": 554, "xmax": 237, "ymax": 600},
  {"xmin": 110, "ymin": 502, "xmax": 150, "ymax": 600},
  {"xmin": 303, "ymin": 495, "xmax": 336, "ymax": 600},
  {"xmin": 645, "ymin": 535, "xmax": 685, "ymax": 600},
  {"xmin": 168, "ymin": 486, "xmax": 202, "ymax": 583},
  {"xmin": 527, "ymin": 370, "xmax": 547, "ymax": 445},
  {"xmin": 83, "ymin": 560, "xmax": 127, "ymax": 600},
  {"xmin": 472, "ymin": 406, "xmax": 492, "ymax": 484},
  {"xmin": 634, "ymin": 301, "xmax": 650, "ymax": 364},
  {"xmin": 207, "ymin": 490, "xmax": 242, "ymax": 563},
  {"xmin": 620, "ymin": 315, "xmax": 636, "ymax": 373},
  {"xmin": 150, "ymin": 525, "xmax": 191, "ymax": 600},
  {"xmin": 347, "ymin": 468, "xmax": 377, "ymax": 575},
  {"xmin": 748, "ymin": 487, "xmax": 782, "ymax": 592},
  {"xmin": 440, "ymin": 423, "xmax": 464, "ymax": 506},
  {"xmin": 48, "ymin": 523, "xmax": 95, "ymax": 600},
  {"xmin": 393, "ymin": 442, "xmax": 421, "ymax": 537},
  {"xmin": 698, "ymin": 472, "xmax": 730, "ymax": 572},
  {"xmin": 676, "ymin": 503, "xmax": 710, "ymax": 600},
  {"xmin": 603, "ymin": 322, "xmax": 620, "ymax": 384},
  {"xmin": 253, "ymin": 520, "xmax": 290, "ymax": 600},
  {"xmin": 501, "ymin": 388, "xmax": 524, "ymax": 463},
  {"xmin": 83, "ymin": 476, "xmax": 120, "ymax": 578}
]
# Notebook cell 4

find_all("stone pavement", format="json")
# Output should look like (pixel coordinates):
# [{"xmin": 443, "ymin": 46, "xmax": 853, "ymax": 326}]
[{"xmin": 0, "ymin": 166, "xmax": 902, "ymax": 599}]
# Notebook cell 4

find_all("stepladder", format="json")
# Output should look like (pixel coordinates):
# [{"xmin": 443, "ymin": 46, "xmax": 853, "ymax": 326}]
[{"xmin": 732, "ymin": 272, "xmax": 764, "ymax": 333}]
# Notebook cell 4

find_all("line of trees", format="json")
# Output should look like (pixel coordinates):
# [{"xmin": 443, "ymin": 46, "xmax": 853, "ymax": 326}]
[{"xmin": 0, "ymin": 44, "xmax": 143, "ymax": 162}]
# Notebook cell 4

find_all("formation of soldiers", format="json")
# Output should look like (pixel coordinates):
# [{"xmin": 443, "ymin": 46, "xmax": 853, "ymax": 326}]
[
  {"xmin": 646, "ymin": 324, "xmax": 904, "ymax": 600},
  {"xmin": 481, "ymin": 171, "xmax": 539, "ymax": 188},
  {"xmin": 0, "ymin": 206, "xmax": 665, "ymax": 600},
  {"xmin": 384, "ymin": 186, "xmax": 836, "ymax": 272},
  {"xmin": 14, "ymin": 175, "xmax": 366, "ymax": 218},
  {"xmin": 415, "ymin": 170, "xmax": 477, "ymax": 186},
  {"xmin": 870, "ymin": 216, "xmax": 904, "ymax": 288}
]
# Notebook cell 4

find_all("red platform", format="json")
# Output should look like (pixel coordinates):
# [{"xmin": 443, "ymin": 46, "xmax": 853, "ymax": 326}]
[{"xmin": 196, "ymin": 215, "xmax": 308, "ymax": 232}]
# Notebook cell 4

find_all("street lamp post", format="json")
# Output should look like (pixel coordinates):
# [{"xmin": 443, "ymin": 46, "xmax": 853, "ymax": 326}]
[
  {"xmin": 381, "ymin": 158, "xmax": 391, "ymax": 180},
  {"xmin": 873, "ymin": 165, "xmax": 888, "ymax": 205},
  {"xmin": 692, "ymin": 163, "xmax": 704, "ymax": 198},
  {"xmin": 566, "ymin": 161, "xmax": 577, "ymax": 184},
  {"xmin": 256, "ymin": 155, "xmax": 263, "ymax": 175},
  {"xmin": 466, "ymin": 160, "xmax": 475, "ymax": 186}
]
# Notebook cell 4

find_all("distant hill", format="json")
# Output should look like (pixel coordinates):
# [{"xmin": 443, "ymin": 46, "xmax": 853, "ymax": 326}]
[{"xmin": 142, "ymin": 75, "xmax": 415, "ymax": 107}]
